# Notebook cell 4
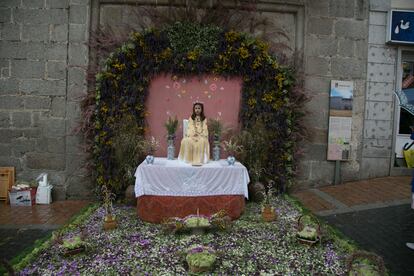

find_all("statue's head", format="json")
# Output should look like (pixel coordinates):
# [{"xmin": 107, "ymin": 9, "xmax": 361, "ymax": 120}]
[{"xmin": 192, "ymin": 101, "xmax": 205, "ymax": 121}]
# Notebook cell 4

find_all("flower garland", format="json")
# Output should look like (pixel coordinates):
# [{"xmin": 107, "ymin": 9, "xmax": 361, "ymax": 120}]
[{"xmin": 93, "ymin": 22, "xmax": 304, "ymax": 193}]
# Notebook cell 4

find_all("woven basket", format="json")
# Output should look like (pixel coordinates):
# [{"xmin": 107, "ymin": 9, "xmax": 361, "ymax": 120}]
[
  {"xmin": 296, "ymin": 215, "xmax": 321, "ymax": 245},
  {"xmin": 347, "ymin": 250, "xmax": 386, "ymax": 276},
  {"xmin": 188, "ymin": 264, "xmax": 212, "ymax": 273},
  {"xmin": 63, "ymin": 246, "xmax": 85, "ymax": 256}
]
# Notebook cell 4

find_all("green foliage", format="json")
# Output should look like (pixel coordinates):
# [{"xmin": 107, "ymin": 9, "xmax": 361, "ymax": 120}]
[
  {"xmin": 208, "ymin": 118, "xmax": 223, "ymax": 141},
  {"xmin": 297, "ymin": 226, "xmax": 317, "ymax": 241},
  {"xmin": 186, "ymin": 252, "xmax": 216, "ymax": 268},
  {"xmin": 112, "ymin": 115, "xmax": 146, "ymax": 191},
  {"xmin": 237, "ymin": 118, "xmax": 272, "ymax": 183},
  {"xmin": 165, "ymin": 22, "xmax": 221, "ymax": 57},
  {"xmin": 164, "ymin": 116, "xmax": 179, "ymax": 137},
  {"xmin": 62, "ymin": 236, "xmax": 85, "ymax": 250},
  {"xmin": 222, "ymin": 138, "xmax": 243, "ymax": 156},
  {"xmin": 101, "ymin": 185, "xmax": 115, "ymax": 217},
  {"xmin": 184, "ymin": 217, "xmax": 211, "ymax": 228}
]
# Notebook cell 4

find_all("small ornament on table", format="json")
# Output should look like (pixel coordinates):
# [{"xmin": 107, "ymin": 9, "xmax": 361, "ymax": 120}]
[
  {"xmin": 141, "ymin": 136, "xmax": 159, "ymax": 165},
  {"xmin": 222, "ymin": 138, "xmax": 243, "ymax": 165}
]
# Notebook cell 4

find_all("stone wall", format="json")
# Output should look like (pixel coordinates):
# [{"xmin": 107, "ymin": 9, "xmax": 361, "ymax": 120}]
[
  {"xmin": 0, "ymin": 0, "xmax": 92, "ymax": 199},
  {"xmin": 0, "ymin": 0, "xmax": 405, "ymax": 198},
  {"xmin": 298, "ymin": 0, "xmax": 369, "ymax": 188},
  {"xmin": 360, "ymin": 0, "xmax": 397, "ymax": 178}
]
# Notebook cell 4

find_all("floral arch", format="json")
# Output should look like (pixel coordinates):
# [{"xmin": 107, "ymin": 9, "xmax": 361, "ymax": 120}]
[{"xmin": 92, "ymin": 22, "xmax": 305, "ymax": 193}]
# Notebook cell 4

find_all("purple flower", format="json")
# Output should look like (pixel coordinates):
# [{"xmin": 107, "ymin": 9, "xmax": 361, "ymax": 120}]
[{"xmin": 139, "ymin": 239, "xmax": 151, "ymax": 248}]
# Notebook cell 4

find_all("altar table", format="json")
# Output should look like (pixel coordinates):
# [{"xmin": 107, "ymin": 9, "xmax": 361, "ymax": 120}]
[{"xmin": 135, "ymin": 158, "xmax": 249, "ymax": 223}]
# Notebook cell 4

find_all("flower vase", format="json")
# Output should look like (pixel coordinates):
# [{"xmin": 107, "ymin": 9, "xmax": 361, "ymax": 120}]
[
  {"xmin": 227, "ymin": 155, "xmax": 236, "ymax": 165},
  {"xmin": 213, "ymin": 141, "xmax": 220, "ymax": 161},
  {"xmin": 145, "ymin": 155, "xmax": 154, "ymax": 164},
  {"xmin": 167, "ymin": 139, "xmax": 175, "ymax": 160}
]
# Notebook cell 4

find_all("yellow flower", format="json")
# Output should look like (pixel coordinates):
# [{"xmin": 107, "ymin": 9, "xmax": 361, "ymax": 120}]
[
  {"xmin": 238, "ymin": 47, "xmax": 250, "ymax": 59},
  {"xmin": 187, "ymin": 50, "xmax": 199, "ymax": 61},
  {"xmin": 252, "ymin": 57, "xmax": 262, "ymax": 69},
  {"xmin": 248, "ymin": 98, "xmax": 257, "ymax": 107},
  {"xmin": 262, "ymin": 92, "xmax": 275, "ymax": 103},
  {"xmin": 112, "ymin": 63, "xmax": 126, "ymax": 71},
  {"xmin": 275, "ymin": 73, "xmax": 285, "ymax": 89},
  {"xmin": 100, "ymin": 105, "xmax": 109, "ymax": 113},
  {"xmin": 225, "ymin": 31, "xmax": 239, "ymax": 43},
  {"xmin": 160, "ymin": 48, "xmax": 172, "ymax": 59}
]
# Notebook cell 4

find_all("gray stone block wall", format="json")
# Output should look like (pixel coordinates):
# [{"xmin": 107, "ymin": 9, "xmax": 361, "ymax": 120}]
[
  {"xmin": 299, "ymin": 0, "xmax": 369, "ymax": 188},
  {"xmin": 0, "ymin": 0, "xmax": 92, "ymax": 200},
  {"xmin": 360, "ymin": 0, "xmax": 397, "ymax": 179}
]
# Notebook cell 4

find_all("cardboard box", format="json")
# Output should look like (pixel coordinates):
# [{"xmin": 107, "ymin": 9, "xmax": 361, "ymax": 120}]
[{"xmin": 9, "ymin": 188, "xmax": 36, "ymax": 206}]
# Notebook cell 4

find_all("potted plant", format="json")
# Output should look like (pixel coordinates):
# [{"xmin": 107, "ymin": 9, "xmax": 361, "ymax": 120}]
[
  {"xmin": 296, "ymin": 215, "xmax": 321, "ymax": 245},
  {"xmin": 222, "ymin": 138, "xmax": 243, "ymax": 165},
  {"xmin": 141, "ymin": 136, "xmax": 160, "ymax": 164},
  {"xmin": 261, "ymin": 181, "xmax": 277, "ymax": 222},
  {"xmin": 208, "ymin": 118, "xmax": 223, "ymax": 161},
  {"xmin": 101, "ymin": 185, "xmax": 117, "ymax": 230},
  {"xmin": 164, "ymin": 116, "xmax": 178, "ymax": 160},
  {"xmin": 185, "ymin": 245, "xmax": 217, "ymax": 273}
]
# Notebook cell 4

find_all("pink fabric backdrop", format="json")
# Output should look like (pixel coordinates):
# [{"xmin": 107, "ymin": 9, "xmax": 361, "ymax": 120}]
[{"xmin": 146, "ymin": 74, "xmax": 242, "ymax": 157}]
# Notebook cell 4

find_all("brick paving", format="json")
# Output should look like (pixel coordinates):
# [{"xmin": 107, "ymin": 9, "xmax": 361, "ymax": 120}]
[
  {"xmin": 0, "ymin": 200, "xmax": 90, "ymax": 227},
  {"xmin": 0, "ymin": 200, "xmax": 90, "ymax": 263},
  {"xmin": 291, "ymin": 189, "xmax": 335, "ymax": 212},
  {"xmin": 292, "ymin": 176, "xmax": 412, "ymax": 215}
]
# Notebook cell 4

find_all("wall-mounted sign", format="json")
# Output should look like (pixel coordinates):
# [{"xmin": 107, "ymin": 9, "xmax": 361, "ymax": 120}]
[
  {"xmin": 387, "ymin": 9, "xmax": 414, "ymax": 44},
  {"xmin": 327, "ymin": 80, "xmax": 353, "ymax": 161}
]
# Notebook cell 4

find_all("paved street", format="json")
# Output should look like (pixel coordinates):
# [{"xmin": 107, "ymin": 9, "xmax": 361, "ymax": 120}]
[{"xmin": 323, "ymin": 204, "xmax": 414, "ymax": 275}]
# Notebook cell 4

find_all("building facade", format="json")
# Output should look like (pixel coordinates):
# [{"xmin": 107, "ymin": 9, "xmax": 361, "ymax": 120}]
[{"xmin": 0, "ymin": 0, "xmax": 413, "ymax": 199}]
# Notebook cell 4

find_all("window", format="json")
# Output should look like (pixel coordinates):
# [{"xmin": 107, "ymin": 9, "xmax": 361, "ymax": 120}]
[{"xmin": 398, "ymin": 61, "xmax": 414, "ymax": 134}]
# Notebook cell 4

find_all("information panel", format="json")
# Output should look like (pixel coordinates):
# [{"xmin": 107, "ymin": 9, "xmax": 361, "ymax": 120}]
[{"xmin": 327, "ymin": 80, "xmax": 353, "ymax": 161}]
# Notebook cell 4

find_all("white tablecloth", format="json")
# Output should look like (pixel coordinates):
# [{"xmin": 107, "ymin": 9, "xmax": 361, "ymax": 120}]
[{"xmin": 134, "ymin": 158, "xmax": 250, "ymax": 198}]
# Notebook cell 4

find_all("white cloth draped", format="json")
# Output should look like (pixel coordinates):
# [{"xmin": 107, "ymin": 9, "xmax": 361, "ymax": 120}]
[{"xmin": 134, "ymin": 158, "xmax": 249, "ymax": 198}]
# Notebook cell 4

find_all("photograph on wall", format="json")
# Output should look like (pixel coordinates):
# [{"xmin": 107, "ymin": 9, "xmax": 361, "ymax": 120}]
[
  {"xmin": 329, "ymin": 80, "xmax": 353, "ymax": 116},
  {"xmin": 327, "ymin": 80, "xmax": 353, "ymax": 161}
]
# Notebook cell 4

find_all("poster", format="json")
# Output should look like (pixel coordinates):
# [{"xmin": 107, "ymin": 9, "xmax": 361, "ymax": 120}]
[{"xmin": 327, "ymin": 80, "xmax": 353, "ymax": 161}]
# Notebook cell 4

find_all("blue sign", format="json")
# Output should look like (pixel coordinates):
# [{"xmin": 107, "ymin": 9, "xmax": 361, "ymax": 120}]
[{"xmin": 389, "ymin": 10, "xmax": 414, "ymax": 44}]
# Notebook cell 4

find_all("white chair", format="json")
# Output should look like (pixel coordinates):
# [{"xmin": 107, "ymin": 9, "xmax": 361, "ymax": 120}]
[{"xmin": 183, "ymin": 119, "xmax": 189, "ymax": 138}]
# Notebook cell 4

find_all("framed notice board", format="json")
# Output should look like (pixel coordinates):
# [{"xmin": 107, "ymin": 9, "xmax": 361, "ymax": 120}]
[{"xmin": 327, "ymin": 80, "xmax": 353, "ymax": 161}]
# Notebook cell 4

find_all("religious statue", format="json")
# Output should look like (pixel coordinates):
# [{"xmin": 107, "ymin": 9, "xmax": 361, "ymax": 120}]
[{"xmin": 178, "ymin": 102, "xmax": 210, "ymax": 165}]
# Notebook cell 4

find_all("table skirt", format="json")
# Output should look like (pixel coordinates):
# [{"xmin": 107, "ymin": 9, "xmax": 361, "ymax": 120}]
[{"xmin": 137, "ymin": 195, "xmax": 245, "ymax": 223}]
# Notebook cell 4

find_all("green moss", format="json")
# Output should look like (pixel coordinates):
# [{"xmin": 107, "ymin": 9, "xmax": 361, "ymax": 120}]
[
  {"xmin": 184, "ymin": 217, "xmax": 211, "ymax": 228},
  {"xmin": 186, "ymin": 252, "xmax": 216, "ymax": 268},
  {"xmin": 297, "ymin": 226, "xmax": 317, "ymax": 241}
]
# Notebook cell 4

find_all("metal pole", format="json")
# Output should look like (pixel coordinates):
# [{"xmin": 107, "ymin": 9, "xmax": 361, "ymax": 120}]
[{"xmin": 334, "ymin": 160, "xmax": 341, "ymax": 185}]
